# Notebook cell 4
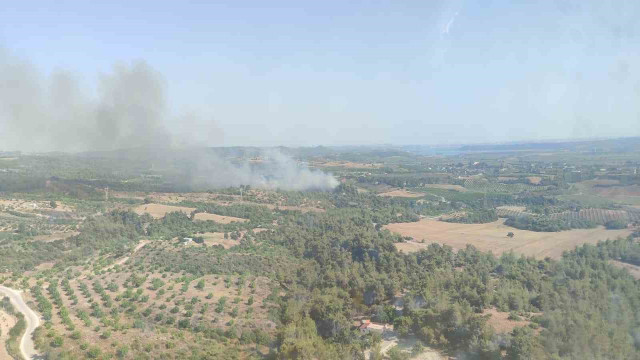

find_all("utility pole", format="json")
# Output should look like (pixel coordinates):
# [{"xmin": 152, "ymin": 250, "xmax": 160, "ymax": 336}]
[{"xmin": 105, "ymin": 186, "xmax": 109, "ymax": 201}]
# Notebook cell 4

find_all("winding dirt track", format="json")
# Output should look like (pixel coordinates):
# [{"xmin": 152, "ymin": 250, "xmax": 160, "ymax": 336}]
[{"xmin": 0, "ymin": 286, "xmax": 40, "ymax": 359}]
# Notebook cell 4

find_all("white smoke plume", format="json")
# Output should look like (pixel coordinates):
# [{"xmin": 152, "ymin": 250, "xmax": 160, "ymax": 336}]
[
  {"xmin": 0, "ymin": 48, "xmax": 338, "ymax": 191},
  {"xmin": 186, "ymin": 148, "xmax": 339, "ymax": 191}
]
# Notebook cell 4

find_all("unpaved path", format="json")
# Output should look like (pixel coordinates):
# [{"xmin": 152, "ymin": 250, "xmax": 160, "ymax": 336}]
[
  {"xmin": 0, "ymin": 286, "xmax": 41, "ymax": 359},
  {"xmin": 107, "ymin": 239, "xmax": 151, "ymax": 269}
]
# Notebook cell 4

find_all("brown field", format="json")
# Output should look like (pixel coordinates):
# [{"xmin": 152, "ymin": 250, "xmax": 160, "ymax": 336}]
[
  {"xmin": 0, "ymin": 199, "xmax": 74, "ymax": 213},
  {"xmin": 482, "ymin": 308, "xmax": 533, "ymax": 334},
  {"xmin": 423, "ymin": 184, "xmax": 467, "ymax": 192},
  {"xmin": 193, "ymin": 212, "xmax": 248, "ymax": 223},
  {"xmin": 187, "ymin": 229, "xmax": 270, "ymax": 249},
  {"xmin": 592, "ymin": 184, "xmax": 640, "ymax": 198},
  {"xmin": 582, "ymin": 179, "xmax": 621, "ymax": 186},
  {"xmin": 187, "ymin": 232, "xmax": 240, "ymax": 249},
  {"xmin": 378, "ymin": 189, "xmax": 425, "ymax": 198},
  {"xmin": 609, "ymin": 260, "xmax": 640, "ymax": 280},
  {"xmin": 31, "ymin": 231, "xmax": 79, "ymax": 242},
  {"xmin": 133, "ymin": 203, "xmax": 196, "ymax": 218},
  {"xmin": 0, "ymin": 310, "xmax": 16, "ymax": 359},
  {"xmin": 527, "ymin": 176, "xmax": 542, "ymax": 184},
  {"xmin": 385, "ymin": 219, "xmax": 632, "ymax": 259}
]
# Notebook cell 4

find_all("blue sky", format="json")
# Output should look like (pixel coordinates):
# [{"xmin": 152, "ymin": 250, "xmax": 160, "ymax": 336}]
[{"xmin": 1, "ymin": 1, "xmax": 639, "ymax": 149}]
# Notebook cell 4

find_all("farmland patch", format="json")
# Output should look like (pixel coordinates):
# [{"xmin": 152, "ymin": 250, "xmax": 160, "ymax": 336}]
[
  {"xmin": 385, "ymin": 219, "xmax": 632, "ymax": 259},
  {"xmin": 193, "ymin": 212, "xmax": 248, "ymax": 223},
  {"xmin": 133, "ymin": 203, "xmax": 196, "ymax": 218}
]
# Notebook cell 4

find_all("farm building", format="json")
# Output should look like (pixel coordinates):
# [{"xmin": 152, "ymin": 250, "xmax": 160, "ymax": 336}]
[{"xmin": 358, "ymin": 320, "xmax": 394, "ymax": 335}]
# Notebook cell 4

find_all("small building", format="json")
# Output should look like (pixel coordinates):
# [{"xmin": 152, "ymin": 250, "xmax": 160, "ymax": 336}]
[
  {"xmin": 358, "ymin": 320, "xmax": 394, "ymax": 335},
  {"xmin": 182, "ymin": 237, "xmax": 193, "ymax": 245}
]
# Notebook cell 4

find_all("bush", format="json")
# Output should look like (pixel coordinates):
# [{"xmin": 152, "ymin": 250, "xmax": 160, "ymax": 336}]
[{"xmin": 605, "ymin": 219, "xmax": 627, "ymax": 230}]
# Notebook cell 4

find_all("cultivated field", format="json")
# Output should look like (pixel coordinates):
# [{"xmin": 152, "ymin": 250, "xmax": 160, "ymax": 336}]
[
  {"xmin": 385, "ymin": 219, "xmax": 632, "ymax": 259},
  {"xmin": 311, "ymin": 161, "xmax": 382, "ymax": 169},
  {"xmin": 186, "ymin": 232, "xmax": 239, "ymax": 248},
  {"xmin": 495, "ymin": 206, "xmax": 532, "ymax": 218},
  {"xmin": 193, "ymin": 213, "xmax": 248, "ymax": 223},
  {"xmin": 133, "ymin": 203, "xmax": 196, "ymax": 218},
  {"xmin": 378, "ymin": 189, "xmax": 425, "ymax": 198},
  {"xmin": 549, "ymin": 208, "xmax": 640, "ymax": 223},
  {"xmin": 423, "ymin": 184, "xmax": 467, "ymax": 192},
  {"xmin": 571, "ymin": 180, "xmax": 640, "ymax": 205},
  {"xmin": 527, "ymin": 176, "xmax": 542, "ymax": 184}
]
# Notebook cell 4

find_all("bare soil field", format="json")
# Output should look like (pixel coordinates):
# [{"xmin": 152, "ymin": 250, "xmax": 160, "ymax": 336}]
[
  {"xmin": 0, "ymin": 310, "xmax": 16, "ymax": 360},
  {"xmin": 193, "ymin": 212, "xmax": 248, "ymax": 223},
  {"xmin": 133, "ymin": 203, "xmax": 196, "ymax": 218},
  {"xmin": 527, "ymin": 176, "xmax": 542, "ymax": 184},
  {"xmin": 378, "ymin": 189, "xmax": 425, "ymax": 198},
  {"xmin": 31, "ymin": 231, "xmax": 79, "ymax": 242},
  {"xmin": 366, "ymin": 335, "xmax": 445, "ymax": 360},
  {"xmin": 385, "ymin": 219, "xmax": 632, "ymax": 259},
  {"xmin": 482, "ymin": 308, "xmax": 533, "ymax": 334},
  {"xmin": 582, "ymin": 179, "xmax": 621, "ymax": 186},
  {"xmin": 188, "ymin": 232, "xmax": 240, "ymax": 249},
  {"xmin": 609, "ymin": 260, "xmax": 640, "ymax": 280},
  {"xmin": 423, "ymin": 184, "xmax": 467, "ymax": 192},
  {"xmin": 592, "ymin": 184, "xmax": 640, "ymax": 198},
  {"xmin": 0, "ymin": 199, "xmax": 74, "ymax": 213}
]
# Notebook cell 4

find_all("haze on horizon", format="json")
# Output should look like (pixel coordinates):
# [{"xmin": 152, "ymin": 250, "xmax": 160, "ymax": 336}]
[{"xmin": 1, "ymin": 0, "xmax": 639, "ymax": 152}]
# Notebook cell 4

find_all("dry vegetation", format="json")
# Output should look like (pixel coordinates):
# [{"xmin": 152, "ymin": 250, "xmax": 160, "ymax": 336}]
[
  {"xmin": 526, "ymin": 176, "xmax": 542, "ymax": 184},
  {"xmin": 0, "ymin": 310, "xmax": 16, "ymax": 359},
  {"xmin": 482, "ymin": 308, "xmax": 535, "ymax": 334},
  {"xmin": 385, "ymin": 219, "xmax": 632, "ymax": 259}
]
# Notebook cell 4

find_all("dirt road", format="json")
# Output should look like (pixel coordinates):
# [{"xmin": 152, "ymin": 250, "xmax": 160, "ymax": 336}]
[{"xmin": 0, "ymin": 286, "xmax": 41, "ymax": 359}]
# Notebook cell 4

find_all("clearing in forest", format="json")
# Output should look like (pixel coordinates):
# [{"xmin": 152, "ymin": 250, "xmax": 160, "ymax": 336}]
[
  {"xmin": 193, "ymin": 213, "xmax": 248, "ymax": 223},
  {"xmin": 385, "ymin": 219, "xmax": 632, "ymax": 259},
  {"xmin": 482, "ymin": 308, "xmax": 535, "ymax": 334},
  {"xmin": 378, "ymin": 189, "xmax": 425, "ymax": 198},
  {"xmin": 609, "ymin": 260, "xmax": 640, "ymax": 280},
  {"xmin": 133, "ymin": 203, "xmax": 196, "ymax": 218}
]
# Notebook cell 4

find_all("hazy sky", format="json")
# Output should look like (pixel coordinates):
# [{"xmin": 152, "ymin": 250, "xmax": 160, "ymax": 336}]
[{"xmin": 1, "ymin": 0, "xmax": 639, "ymax": 149}]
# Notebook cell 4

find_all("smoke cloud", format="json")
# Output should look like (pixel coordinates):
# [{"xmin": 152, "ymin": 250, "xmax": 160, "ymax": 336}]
[
  {"xmin": 185, "ymin": 148, "xmax": 339, "ymax": 191},
  {"xmin": 0, "ymin": 50, "xmax": 170, "ymax": 152},
  {"xmin": 0, "ymin": 48, "xmax": 338, "ymax": 191}
]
